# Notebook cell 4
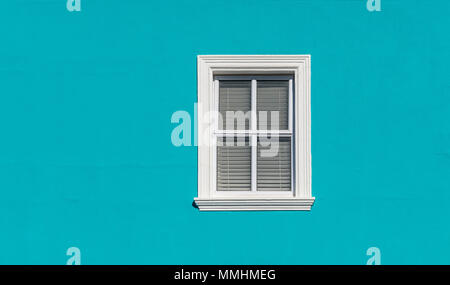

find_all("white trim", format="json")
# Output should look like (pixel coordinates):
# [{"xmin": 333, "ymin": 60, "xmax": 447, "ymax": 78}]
[
  {"xmin": 288, "ymin": 78, "xmax": 293, "ymax": 133},
  {"xmin": 196, "ymin": 55, "xmax": 312, "ymax": 211},
  {"xmin": 214, "ymin": 75, "xmax": 293, "ymax": 81},
  {"xmin": 214, "ymin": 79, "xmax": 219, "ymax": 131},
  {"xmin": 289, "ymin": 79, "xmax": 295, "ymax": 197},
  {"xmin": 251, "ymin": 79, "xmax": 257, "ymax": 132},
  {"xmin": 194, "ymin": 198, "xmax": 315, "ymax": 211},
  {"xmin": 214, "ymin": 130, "xmax": 292, "ymax": 135},
  {"xmin": 212, "ymin": 80, "xmax": 219, "ymax": 194},
  {"xmin": 251, "ymin": 136, "xmax": 257, "ymax": 193},
  {"xmin": 251, "ymin": 79, "xmax": 257, "ymax": 193}
]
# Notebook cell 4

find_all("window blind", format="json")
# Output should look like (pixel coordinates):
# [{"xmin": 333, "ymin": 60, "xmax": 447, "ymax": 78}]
[
  {"xmin": 257, "ymin": 137, "xmax": 291, "ymax": 191},
  {"xmin": 217, "ymin": 137, "xmax": 251, "ymax": 191},
  {"xmin": 257, "ymin": 81, "xmax": 289, "ymax": 130},
  {"xmin": 219, "ymin": 80, "xmax": 251, "ymax": 130}
]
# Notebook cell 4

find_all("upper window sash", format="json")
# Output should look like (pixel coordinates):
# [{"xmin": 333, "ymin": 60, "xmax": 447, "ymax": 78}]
[{"xmin": 214, "ymin": 75, "xmax": 294, "ymax": 134}]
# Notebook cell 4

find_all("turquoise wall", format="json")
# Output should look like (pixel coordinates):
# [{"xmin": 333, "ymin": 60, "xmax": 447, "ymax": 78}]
[{"xmin": 0, "ymin": 0, "xmax": 449, "ymax": 264}]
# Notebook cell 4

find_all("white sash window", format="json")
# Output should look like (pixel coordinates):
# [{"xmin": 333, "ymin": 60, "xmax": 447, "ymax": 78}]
[{"xmin": 195, "ymin": 55, "xmax": 313, "ymax": 211}]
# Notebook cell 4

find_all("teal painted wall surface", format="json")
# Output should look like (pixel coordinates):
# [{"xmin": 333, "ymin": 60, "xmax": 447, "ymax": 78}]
[{"xmin": 0, "ymin": 0, "xmax": 449, "ymax": 264}]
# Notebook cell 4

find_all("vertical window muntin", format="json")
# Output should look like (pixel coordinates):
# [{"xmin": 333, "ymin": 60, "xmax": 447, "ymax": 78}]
[{"xmin": 213, "ymin": 75, "xmax": 294, "ymax": 196}]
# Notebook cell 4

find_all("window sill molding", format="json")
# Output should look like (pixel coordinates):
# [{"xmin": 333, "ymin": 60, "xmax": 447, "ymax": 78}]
[{"xmin": 194, "ymin": 197, "xmax": 315, "ymax": 211}]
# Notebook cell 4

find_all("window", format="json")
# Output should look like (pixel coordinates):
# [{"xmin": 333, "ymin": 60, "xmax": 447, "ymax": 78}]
[{"xmin": 195, "ymin": 55, "xmax": 313, "ymax": 211}]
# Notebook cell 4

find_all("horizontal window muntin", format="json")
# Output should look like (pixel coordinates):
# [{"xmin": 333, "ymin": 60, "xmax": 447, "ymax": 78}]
[
  {"xmin": 216, "ymin": 134, "xmax": 292, "ymax": 145},
  {"xmin": 216, "ymin": 111, "xmax": 286, "ymax": 133},
  {"xmin": 214, "ymin": 130, "xmax": 292, "ymax": 136}
]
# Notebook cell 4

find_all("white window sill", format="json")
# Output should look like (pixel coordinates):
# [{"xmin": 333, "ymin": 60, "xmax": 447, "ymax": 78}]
[{"xmin": 194, "ymin": 198, "xmax": 315, "ymax": 211}]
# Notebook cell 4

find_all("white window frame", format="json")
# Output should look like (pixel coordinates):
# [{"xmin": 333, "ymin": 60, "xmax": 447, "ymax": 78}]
[
  {"xmin": 195, "ymin": 55, "xmax": 313, "ymax": 211},
  {"xmin": 213, "ymin": 75, "xmax": 293, "ymax": 198}
]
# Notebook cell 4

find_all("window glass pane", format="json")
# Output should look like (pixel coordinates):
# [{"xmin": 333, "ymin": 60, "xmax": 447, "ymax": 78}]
[
  {"xmin": 217, "ymin": 137, "xmax": 251, "ymax": 191},
  {"xmin": 219, "ymin": 81, "xmax": 251, "ymax": 130},
  {"xmin": 257, "ymin": 81, "xmax": 289, "ymax": 130},
  {"xmin": 257, "ymin": 137, "xmax": 291, "ymax": 191}
]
